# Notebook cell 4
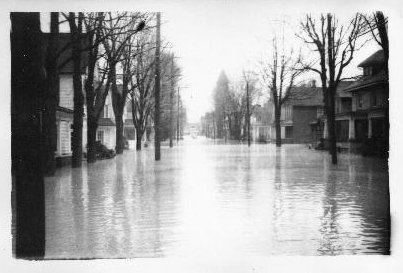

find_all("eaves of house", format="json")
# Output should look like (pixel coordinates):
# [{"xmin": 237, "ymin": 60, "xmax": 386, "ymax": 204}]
[
  {"xmin": 342, "ymin": 72, "xmax": 388, "ymax": 93},
  {"xmin": 98, "ymin": 118, "xmax": 115, "ymax": 127}
]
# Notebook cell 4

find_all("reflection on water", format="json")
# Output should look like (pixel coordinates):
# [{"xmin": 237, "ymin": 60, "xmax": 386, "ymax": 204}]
[{"xmin": 45, "ymin": 138, "xmax": 390, "ymax": 258}]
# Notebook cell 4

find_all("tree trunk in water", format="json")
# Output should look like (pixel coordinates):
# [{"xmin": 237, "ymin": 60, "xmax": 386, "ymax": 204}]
[
  {"xmin": 110, "ymin": 63, "xmax": 125, "ymax": 155},
  {"xmin": 247, "ymin": 115, "xmax": 251, "ymax": 146},
  {"xmin": 70, "ymin": 13, "xmax": 83, "ymax": 168},
  {"xmin": 115, "ymin": 115, "xmax": 124, "ymax": 154},
  {"xmin": 42, "ymin": 12, "xmax": 59, "ymax": 176},
  {"xmin": 246, "ymin": 81, "xmax": 250, "ymax": 147},
  {"xmin": 154, "ymin": 12, "xmax": 161, "ymax": 161},
  {"xmin": 169, "ymin": 92, "xmax": 174, "ymax": 148},
  {"xmin": 275, "ymin": 105, "xmax": 282, "ymax": 147},
  {"xmin": 328, "ymin": 88, "xmax": 337, "ymax": 164},
  {"xmin": 87, "ymin": 119, "xmax": 98, "ymax": 163},
  {"xmin": 11, "ymin": 12, "xmax": 45, "ymax": 259},
  {"xmin": 136, "ymin": 129, "xmax": 143, "ymax": 150}
]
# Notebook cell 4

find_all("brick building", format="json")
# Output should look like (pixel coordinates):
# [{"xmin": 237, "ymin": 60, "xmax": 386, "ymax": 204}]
[
  {"xmin": 268, "ymin": 82, "xmax": 324, "ymax": 144},
  {"xmin": 340, "ymin": 50, "xmax": 388, "ymax": 155}
]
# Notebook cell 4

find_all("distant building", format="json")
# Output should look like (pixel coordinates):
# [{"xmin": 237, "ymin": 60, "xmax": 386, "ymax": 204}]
[
  {"xmin": 200, "ymin": 112, "xmax": 215, "ymax": 138},
  {"xmin": 123, "ymin": 100, "xmax": 136, "ymax": 149},
  {"xmin": 49, "ymin": 33, "xmax": 125, "ymax": 166},
  {"xmin": 312, "ymin": 50, "xmax": 388, "ymax": 156},
  {"xmin": 250, "ymin": 103, "xmax": 271, "ymax": 142},
  {"xmin": 50, "ymin": 33, "xmax": 89, "ymax": 166},
  {"xmin": 267, "ymin": 81, "xmax": 324, "ymax": 144},
  {"xmin": 340, "ymin": 50, "xmax": 388, "ymax": 155},
  {"xmin": 96, "ymin": 93, "xmax": 116, "ymax": 150},
  {"xmin": 313, "ymin": 81, "xmax": 354, "ymax": 145}
]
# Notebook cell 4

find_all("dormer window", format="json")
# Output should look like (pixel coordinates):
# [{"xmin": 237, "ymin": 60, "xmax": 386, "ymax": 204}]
[{"xmin": 363, "ymin": 66, "xmax": 373, "ymax": 77}]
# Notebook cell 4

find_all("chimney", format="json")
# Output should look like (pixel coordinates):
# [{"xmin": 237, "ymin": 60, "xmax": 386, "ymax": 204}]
[{"xmin": 311, "ymin": 79, "xmax": 316, "ymax": 88}]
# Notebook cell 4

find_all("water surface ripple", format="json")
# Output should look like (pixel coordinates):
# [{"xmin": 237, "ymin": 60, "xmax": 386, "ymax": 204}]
[{"xmin": 45, "ymin": 138, "xmax": 390, "ymax": 258}]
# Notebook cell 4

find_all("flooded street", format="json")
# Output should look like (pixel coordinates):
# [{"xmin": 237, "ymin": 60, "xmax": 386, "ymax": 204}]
[{"xmin": 44, "ymin": 137, "xmax": 390, "ymax": 258}]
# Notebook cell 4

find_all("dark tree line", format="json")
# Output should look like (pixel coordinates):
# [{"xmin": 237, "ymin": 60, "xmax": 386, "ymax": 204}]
[{"xmin": 210, "ymin": 71, "xmax": 259, "ymax": 142}]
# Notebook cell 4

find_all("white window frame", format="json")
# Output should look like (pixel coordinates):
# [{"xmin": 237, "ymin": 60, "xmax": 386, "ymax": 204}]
[{"xmin": 97, "ymin": 130, "xmax": 104, "ymax": 144}]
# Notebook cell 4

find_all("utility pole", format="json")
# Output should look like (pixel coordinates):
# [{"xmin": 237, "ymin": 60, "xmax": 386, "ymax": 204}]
[
  {"xmin": 169, "ymin": 54, "xmax": 174, "ymax": 148},
  {"xmin": 213, "ymin": 116, "xmax": 215, "ymax": 140},
  {"xmin": 176, "ymin": 86, "xmax": 180, "ymax": 143},
  {"xmin": 154, "ymin": 12, "xmax": 161, "ymax": 161},
  {"xmin": 246, "ymin": 80, "xmax": 251, "ymax": 147}
]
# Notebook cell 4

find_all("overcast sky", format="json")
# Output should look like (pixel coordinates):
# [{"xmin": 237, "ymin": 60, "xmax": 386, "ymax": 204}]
[
  {"xmin": 163, "ymin": 7, "xmax": 379, "ymax": 122},
  {"xmin": 38, "ymin": 5, "xmax": 382, "ymax": 123}
]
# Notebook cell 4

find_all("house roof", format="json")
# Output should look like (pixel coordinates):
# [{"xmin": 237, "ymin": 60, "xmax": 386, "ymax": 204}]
[
  {"xmin": 42, "ymin": 32, "xmax": 89, "ymax": 74},
  {"xmin": 358, "ymin": 50, "xmax": 384, "ymax": 67},
  {"xmin": 336, "ymin": 81, "xmax": 355, "ymax": 98},
  {"xmin": 343, "ymin": 71, "xmax": 388, "ymax": 92},
  {"xmin": 285, "ymin": 81, "xmax": 355, "ymax": 105},
  {"xmin": 286, "ymin": 86, "xmax": 323, "ymax": 106},
  {"xmin": 56, "ymin": 105, "xmax": 74, "ymax": 114},
  {"xmin": 98, "ymin": 118, "xmax": 115, "ymax": 127}
]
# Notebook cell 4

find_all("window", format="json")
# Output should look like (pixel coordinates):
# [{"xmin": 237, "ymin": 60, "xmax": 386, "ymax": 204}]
[
  {"xmin": 356, "ymin": 94, "xmax": 363, "ymax": 109},
  {"xmin": 336, "ymin": 120, "xmax": 349, "ymax": 142},
  {"xmin": 285, "ymin": 126, "xmax": 293, "ymax": 139},
  {"xmin": 364, "ymin": 66, "xmax": 373, "ymax": 76},
  {"xmin": 317, "ymin": 107, "xmax": 324, "ymax": 118},
  {"xmin": 370, "ymin": 92, "xmax": 377, "ymax": 107},
  {"xmin": 97, "ymin": 130, "xmax": 104, "ymax": 144},
  {"xmin": 70, "ymin": 123, "xmax": 73, "ymax": 151},
  {"xmin": 103, "ymin": 105, "xmax": 109, "ymax": 118}
]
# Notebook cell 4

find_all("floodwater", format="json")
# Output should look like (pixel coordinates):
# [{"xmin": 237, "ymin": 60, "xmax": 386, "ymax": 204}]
[{"xmin": 45, "ymin": 137, "xmax": 390, "ymax": 258}]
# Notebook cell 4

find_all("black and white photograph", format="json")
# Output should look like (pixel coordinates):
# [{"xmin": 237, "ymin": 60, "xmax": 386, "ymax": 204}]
[{"xmin": 2, "ymin": 0, "xmax": 403, "ymax": 272}]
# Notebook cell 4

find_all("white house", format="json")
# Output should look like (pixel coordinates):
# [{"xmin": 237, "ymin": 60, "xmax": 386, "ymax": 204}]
[{"xmin": 96, "ymin": 93, "xmax": 116, "ymax": 150}]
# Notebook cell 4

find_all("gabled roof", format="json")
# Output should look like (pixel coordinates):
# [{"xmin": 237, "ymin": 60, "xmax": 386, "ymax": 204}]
[
  {"xmin": 358, "ymin": 50, "xmax": 384, "ymax": 68},
  {"xmin": 286, "ymin": 86, "xmax": 323, "ymax": 106},
  {"xmin": 42, "ymin": 32, "xmax": 89, "ymax": 74}
]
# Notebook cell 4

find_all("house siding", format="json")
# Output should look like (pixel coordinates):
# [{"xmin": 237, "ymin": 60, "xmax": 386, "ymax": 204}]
[
  {"xmin": 59, "ymin": 75, "xmax": 74, "ymax": 110},
  {"xmin": 95, "ymin": 92, "xmax": 116, "ymax": 150},
  {"xmin": 59, "ymin": 120, "xmax": 72, "ymax": 155},
  {"xmin": 292, "ymin": 106, "xmax": 318, "ymax": 143}
]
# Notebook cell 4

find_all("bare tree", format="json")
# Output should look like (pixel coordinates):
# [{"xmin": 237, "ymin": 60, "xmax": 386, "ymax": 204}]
[
  {"xmin": 154, "ymin": 12, "xmax": 162, "ymax": 161},
  {"xmin": 298, "ymin": 13, "xmax": 364, "ymax": 164},
  {"xmin": 361, "ymin": 12, "xmax": 388, "ymax": 75},
  {"xmin": 130, "ymin": 35, "xmax": 156, "ymax": 151},
  {"xmin": 165, "ymin": 53, "xmax": 182, "ymax": 148},
  {"xmin": 242, "ymin": 69, "xmax": 258, "ymax": 146},
  {"xmin": 260, "ymin": 37, "xmax": 303, "ymax": 147},
  {"xmin": 227, "ymin": 81, "xmax": 245, "ymax": 141},
  {"xmin": 83, "ymin": 12, "xmax": 112, "ymax": 163},
  {"xmin": 102, "ymin": 12, "xmax": 147, "ymax": 154}
]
